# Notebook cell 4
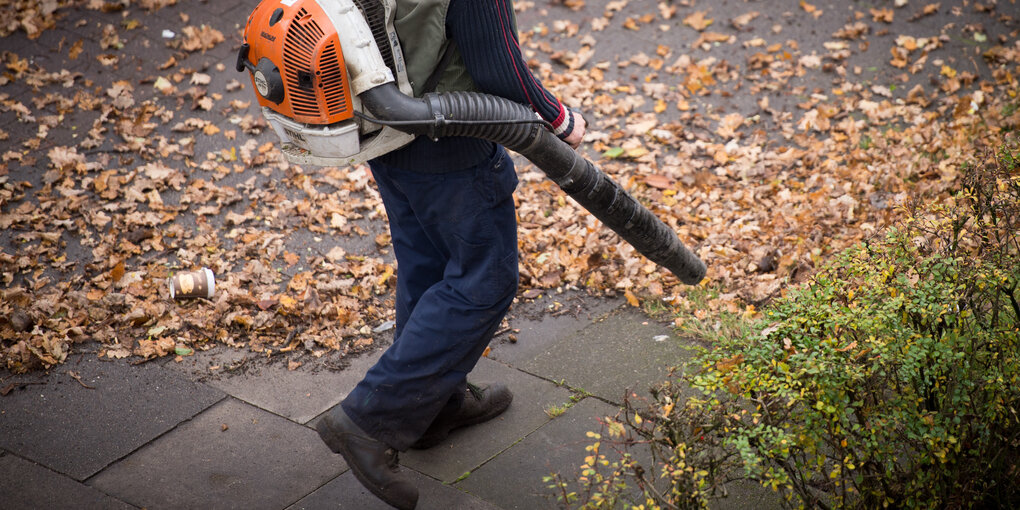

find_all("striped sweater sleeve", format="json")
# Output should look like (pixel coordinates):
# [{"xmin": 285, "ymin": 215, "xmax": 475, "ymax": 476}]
[{"xmin": 446, "ymin": 0, "xmax": 576, "ymax": 140}]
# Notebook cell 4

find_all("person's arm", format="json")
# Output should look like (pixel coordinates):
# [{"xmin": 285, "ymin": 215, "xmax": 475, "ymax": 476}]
[{"xmin": 446, "ymin": 0, "xmax": 586, "ymax": 148}]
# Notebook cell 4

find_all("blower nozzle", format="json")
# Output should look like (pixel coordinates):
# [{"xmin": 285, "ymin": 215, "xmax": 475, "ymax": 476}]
[{"xmin": 359, "ymin": 84, "xmax": 707, "ymax": 285}]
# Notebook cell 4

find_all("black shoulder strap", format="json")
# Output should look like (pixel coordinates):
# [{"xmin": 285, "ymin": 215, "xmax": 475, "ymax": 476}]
[{"xmin": 421, "ymin": 39, "xmax": 459, "ymax": 94}]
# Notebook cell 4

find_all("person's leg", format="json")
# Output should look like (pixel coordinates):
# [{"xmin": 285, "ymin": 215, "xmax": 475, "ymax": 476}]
[
  {"xmin": 342, "ymin": 147, "xmax": 519, "ymax": 450},
  {"xmin": 369, "ymin": 161, "xmax": 446, "ymax": 339}
]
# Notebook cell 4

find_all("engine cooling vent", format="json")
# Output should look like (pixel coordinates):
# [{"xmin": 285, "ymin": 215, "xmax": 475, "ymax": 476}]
[
  {"xmin": 318, "ymin": 41, "xmax": 349, "ymax": 116},
  {"xmin": 352, "ymin": 0, "xmax": 398, "ymax": 78},
  {"xmin": 283, "ymin": 8, "xmax": 348, "ymax": 119}
]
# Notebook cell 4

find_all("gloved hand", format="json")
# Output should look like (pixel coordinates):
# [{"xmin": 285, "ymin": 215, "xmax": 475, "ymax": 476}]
[{"xmin": 563, "ymin": 109, "xmax": 587, "ymax": 149}]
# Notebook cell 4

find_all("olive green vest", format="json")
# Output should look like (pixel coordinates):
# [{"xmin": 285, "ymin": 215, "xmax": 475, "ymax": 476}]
[{"xmin": 393, "ymin": 0, "xmax": 515, "ymax": 97}]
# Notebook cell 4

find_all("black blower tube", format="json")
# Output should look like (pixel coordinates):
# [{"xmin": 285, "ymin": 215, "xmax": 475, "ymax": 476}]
[{"xmin": 360, "ymin": 83, "xmax": 706, "ymax": 285}]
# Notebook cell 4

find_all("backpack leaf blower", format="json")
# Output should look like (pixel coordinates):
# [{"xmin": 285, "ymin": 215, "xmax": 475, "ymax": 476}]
[{"xmin": 237, "ymin": 0, "xmax": 707, "ymax": 285}]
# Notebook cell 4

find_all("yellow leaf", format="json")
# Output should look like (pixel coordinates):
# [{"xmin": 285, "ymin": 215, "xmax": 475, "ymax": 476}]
[
  {"xmin": 661, "ymin": 401, "xmax": 675, "ymax": 416},
  {"xmin": 624, "ymin": 289, "xmax": 640, "ymax": 307},
  {"xmin": 377, "ymin": 266, "xmax": 394, "ymax": 286},
  {"xmin": 626, "ymin": 147, "xmax": 649, "ymax": 158}
]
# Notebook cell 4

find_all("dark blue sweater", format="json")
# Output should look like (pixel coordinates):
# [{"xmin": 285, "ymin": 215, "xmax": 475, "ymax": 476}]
[{"xmin": 375, "ymin": 0, "xmax": 575, "ymax": 172}]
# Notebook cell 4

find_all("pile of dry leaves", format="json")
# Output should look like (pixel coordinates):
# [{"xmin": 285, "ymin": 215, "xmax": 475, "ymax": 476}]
[{"xmin": 1, "ymin": 0, "xmax": 1018, "ymax": 372}]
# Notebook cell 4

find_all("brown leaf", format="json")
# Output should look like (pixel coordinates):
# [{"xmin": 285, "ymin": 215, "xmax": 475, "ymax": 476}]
[
  {"xmin": 288, "ymin": 271, "xmax": 313, "ymax": 293},
  {"xmin": 836, "ymin": 341, "xmax": 859, "ymax": 353},
  {"xmin": 715, "ymin": 354, "xmax": 744, "ymax": 373},
  {"xmin": 111, "ymin": 261, "xmax": 125, "ymax": 283},
  {"xmin": 68, "ymin": 39, "xmax": 84, "ymax": 60},
  {"xmin": 799, "ymin": 0, "xmax": 822, "ymax": 17},
  {"xmin": 870, "ymin": 7, "xmax": 894, "ymax": 23},
  {"xmin": 693, "ymin": 32, "xmax": 732, "ymax": 48},
  {"xmin": 731, "ymin": 11, "xmax": 759, "ymax": 30},
  {"xmin": 644, "ymin": 174, "xmax": 673, "ymax": 189},
  {"xmin": 682, "ymin": 11, "xmax": 713, "ymax": 31}
]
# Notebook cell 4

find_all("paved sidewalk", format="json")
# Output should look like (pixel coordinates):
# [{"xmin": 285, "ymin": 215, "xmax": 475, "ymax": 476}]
[{"xmin": 2, "ymin": 291, "xmax": 722, "ymax": 509}]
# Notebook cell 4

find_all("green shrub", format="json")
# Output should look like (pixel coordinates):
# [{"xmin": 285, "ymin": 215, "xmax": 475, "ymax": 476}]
[{"xmin": 550, "ymin": 142, "xmax": 1020, "ymax": 509}]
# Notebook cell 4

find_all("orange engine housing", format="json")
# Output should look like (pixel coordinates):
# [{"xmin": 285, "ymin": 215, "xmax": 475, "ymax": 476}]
[{"xmin": 243, "ymin": 0, "xmax": 354, "ymax": 126}]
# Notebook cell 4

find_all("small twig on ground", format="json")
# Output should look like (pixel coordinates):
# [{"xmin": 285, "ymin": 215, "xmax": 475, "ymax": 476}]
[
  {"xmin": 67, "ymin": 371, "xmax": 95, "ymax": 389},
  {"xmin": 130, "ymin": 356, "xmax": 158, "ymax": 366},
  {"xmin": 1, "ymin": 381, "xmax": 47, "ymax": 396},
  {"xmin": 222, "ymin": 357, "xmax": 251, "ymax": 373},
  {"xmin": 551, "ymin": 305, "xmax": 582, "ymax": 318},
  {"xmin": 284, "ymin": 325, "xmax": 305, "ymax": 345}
]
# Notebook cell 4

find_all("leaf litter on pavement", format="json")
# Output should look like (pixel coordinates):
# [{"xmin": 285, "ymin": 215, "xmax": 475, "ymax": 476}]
[{"xmin": 1, "ymin": 0, "xmax": 1018, "ymax": 372}]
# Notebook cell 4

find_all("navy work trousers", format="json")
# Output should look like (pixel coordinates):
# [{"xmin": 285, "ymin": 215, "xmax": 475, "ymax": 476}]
[{"xmin": 341, "ymin": 146, "xmax": 519, "ymax": 451}]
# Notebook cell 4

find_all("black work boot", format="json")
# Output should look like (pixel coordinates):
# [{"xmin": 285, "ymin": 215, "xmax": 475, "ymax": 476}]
[
  {"xmin": 411, "ymin": 382, "xmax": 513, "ymax": 449},
  {"xmin": 316, "ymin": 407, "xmax": 418, "ymax": 510}
]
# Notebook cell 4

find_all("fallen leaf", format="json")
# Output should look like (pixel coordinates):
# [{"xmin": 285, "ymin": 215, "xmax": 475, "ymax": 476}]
[
  {"xmin": 683, "ymin": 11, "xmax": 713, "ymax": 31},
  {"xmin": 870, "ymin": 7, "xmax": 894, "ymax": 23},
  {"xmin": 715, "ymin": 354, "xmax": 745, "ymax": 373},
  {"xmin": 731, "ymin": 11, "xmax": 759, "ymax": 30},
  {"xmin": 111, "ymin": 261, "xmax": 125, "ymax": 283}
]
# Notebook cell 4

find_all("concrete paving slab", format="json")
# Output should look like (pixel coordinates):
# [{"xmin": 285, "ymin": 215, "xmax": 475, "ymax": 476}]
[
  {"xmin": 455, "ymin": 397, "xmax": 620, "ymax": 510},
  {"xmin": 288, "ymin": 469, "xmax": 500, "ymax": 510},
  {"xmin": 520, "ymin": 306, "xmax": 697, "ymax": 404},
  {"xmin": 188, "ymin": 347, "xmax": 384, "ymax": 424},
  {"xmin": 400, "ymin": 357, "xmax": 574, "ymax": 483},
  {"xmin": 0, "ymin": 354, "xmax": 225, "ymax": 481},
  {"xmin": 490, "ymin": 290, "xmax": 623, "ymax": 366},
  {"xmin": 89, "ymin": 397, "xmax": 347, "ymax": 510},
  {"xmin": 0, "ymin": 453, "xmax": 136, "ymax": 510},
  {"xmin": 165, "ymin": 344, "xmax": 252, "ymax": 378}
]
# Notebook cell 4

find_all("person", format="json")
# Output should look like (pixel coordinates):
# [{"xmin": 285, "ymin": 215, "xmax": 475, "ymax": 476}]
[{"xmin": 315, "ymin": 0, "xmax": 585, "ymax": 508}]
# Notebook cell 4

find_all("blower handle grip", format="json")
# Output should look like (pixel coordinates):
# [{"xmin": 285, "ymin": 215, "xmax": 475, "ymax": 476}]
[{"xmin": 235, "ymin": 44, "xmax": 257, "ymax": 74}]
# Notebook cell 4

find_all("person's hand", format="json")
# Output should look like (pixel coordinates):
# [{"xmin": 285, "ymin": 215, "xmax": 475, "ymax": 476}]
[{"xmin": 563, "ymin": 110, "xmax": 586, "ymax": 149}]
